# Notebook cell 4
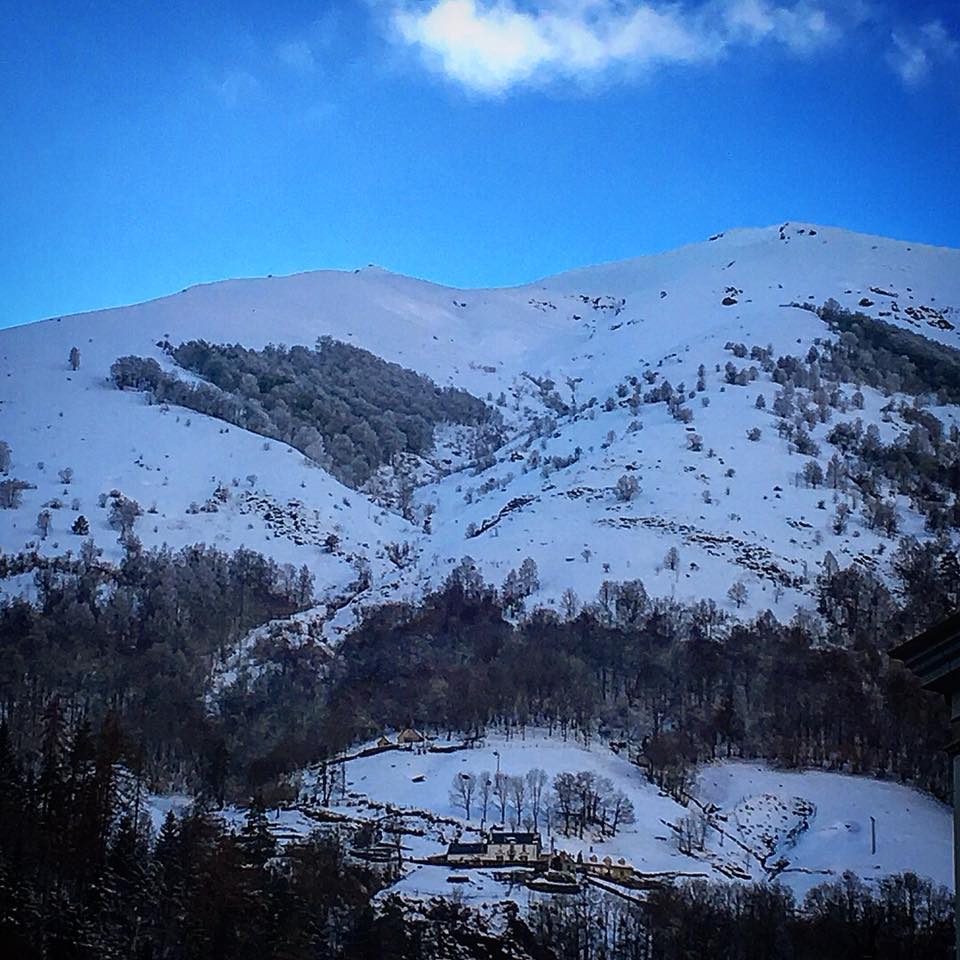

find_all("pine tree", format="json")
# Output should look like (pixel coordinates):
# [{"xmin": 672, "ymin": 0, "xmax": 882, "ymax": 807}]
[
  {"xmin": 0, "ymin": 719, "xmax": 21, "ymax": 802},
  {"xmin": 107, "ymin": 812, "xmax": 151, "ymax": 955},
  {"xmin": 237, "ymin": 803, "xmax": 276, "ymax": 869}
]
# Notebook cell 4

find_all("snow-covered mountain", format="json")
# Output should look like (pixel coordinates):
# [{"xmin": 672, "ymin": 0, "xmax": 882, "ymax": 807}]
[{"xmin": 2, "ymin": 221, "xmax": 959, "ymax": 642}]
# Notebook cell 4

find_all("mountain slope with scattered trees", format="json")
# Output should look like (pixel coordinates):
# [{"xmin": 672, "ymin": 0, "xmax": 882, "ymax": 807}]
[
  {"xmin": 2, "ymin": 222, "xmax": 960, "ymax": 956},
  {"xmin": 111, "ymin": 337, "xmax": 500, "ymax": 488}
]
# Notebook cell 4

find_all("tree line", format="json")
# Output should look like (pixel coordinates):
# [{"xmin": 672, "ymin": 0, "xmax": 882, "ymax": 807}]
[
  {"xmin": 525, "ymin": 873, "xmax": 952, "ymax": 960},
  {"xmin": 2, "ymin": 533, "xmax": 953, "ymax": 809},
  {"xmin": 317, "ymin": 542, "xmax": 952, "ymax": 802},
  {"xmin": 111, "ymin": 337, "xmax": 500, "ymax": 488}
]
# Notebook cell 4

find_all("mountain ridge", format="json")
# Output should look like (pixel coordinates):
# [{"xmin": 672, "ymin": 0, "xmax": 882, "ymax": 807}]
[
  {"xmin": 21, "ymin": 221, "xmax": 960, "ymax": 328},
  {"xmin": 2, "ymin": 221, "xmax": 959, "ymax": 646}
]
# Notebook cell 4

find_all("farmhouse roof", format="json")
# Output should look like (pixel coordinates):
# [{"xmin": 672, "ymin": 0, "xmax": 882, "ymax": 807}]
[
  {"xmin": 489, "ymin": 831, "xmax": 540, "ymax": 845},
  {"xmin": 447, "ymin": 842, "xmax": 487, "ymax": 856}
]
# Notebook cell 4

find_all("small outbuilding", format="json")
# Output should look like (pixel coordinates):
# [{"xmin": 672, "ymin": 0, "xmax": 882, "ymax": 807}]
[
  {"xmin": 397, "ymin": 728, "xmax": 427, "ymax": 747},
  {"xmin": 446, "ymin": 842, "xmax": 488, "ymax": 863},
  {"xmin": 584, "ymin": 854, "xmax": 635, "ymax": 882}
]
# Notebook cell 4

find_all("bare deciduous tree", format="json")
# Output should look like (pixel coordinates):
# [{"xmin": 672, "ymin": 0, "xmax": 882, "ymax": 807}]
[
  {"xmin": 449, "ymin": 772, "xmax": 475, "ymax": 820},
  {"xmin": 727, "ymin": 581, "xmax": 748, "ymax": 609},
  {"xmin": 477, "ymin": 770, "xmax": 493, "ymax": 826},
  {"xmin": 526, "ymin": 768, "xmax": 548, "ymax": 831},
  {"xmin": 493, "ymin": 771, "xmax": 510, "ymax": 824},
  {"xmin": 508, "ymin": 775, "xmax": 526, "ymax": 829}
]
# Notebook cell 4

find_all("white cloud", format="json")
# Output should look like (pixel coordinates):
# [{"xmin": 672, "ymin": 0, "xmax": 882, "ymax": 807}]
[
  {"xmin": 395, "ymin": 0, "xmax": 551, "ymax": 92},
  {"xmin": 722, "ymin": 0, "xmax": 837, "ymax": 53},
  {"xmin": 278, "ymin": 39, "xmax": 318, "ymax": 74},
  {"xmin": 215, "ymin": 70, "xmax": 263, "ymax": 107},
  {"xmin": 890, "ymin": 33, "xmax": 931, "ymax": 86},
  {"xmin": 888, "ymin": 19, "xmax": 958, "ymax": 88},
  {"xmin": 389, "ymin": 0, "xmax": 840, "ymax": 94}
]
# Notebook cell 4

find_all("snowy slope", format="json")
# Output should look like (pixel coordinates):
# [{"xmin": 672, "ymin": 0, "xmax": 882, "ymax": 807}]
[
  {"xmin": 694, "ymin": 762, "xmax": 952, "ymax": 896},
  {"xmin": 2, "ymin": 222, "xmax": 959, "ymax": 636},
  {"xmin": 160, "ymin": 732, "xmax": 950, "ymax": 899}
]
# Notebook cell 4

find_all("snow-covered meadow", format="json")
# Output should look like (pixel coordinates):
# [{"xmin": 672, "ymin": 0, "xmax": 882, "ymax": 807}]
[
  {"xmin": 283, "ymin": 732, "xmax": 952, "ymax": 900},
  {"xmin": 695, "ymin": 763, "xmax": 953, "ymax": 896},
  {"xmin": 148, "ymin": 731, "xmax": 951, "ymax": 906}
]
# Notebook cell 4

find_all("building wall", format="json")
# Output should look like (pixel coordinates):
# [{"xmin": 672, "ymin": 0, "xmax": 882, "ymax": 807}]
[
  {"xmin": 447, "ymin": 852, "xmax": 481, "ymax": 863},
  {"xmin": 487, "ymin": 842, "xmax": 540, "ymax": 860}
]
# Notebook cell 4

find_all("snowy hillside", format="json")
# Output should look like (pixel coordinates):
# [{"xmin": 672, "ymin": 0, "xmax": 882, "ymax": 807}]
[
  {"xmin": 148, "ymin": 731, "xmax": 953, "ymax": 901},
  {"xmin": 2, "ymin": 221, "xmax": 959, "ymax": 640}
]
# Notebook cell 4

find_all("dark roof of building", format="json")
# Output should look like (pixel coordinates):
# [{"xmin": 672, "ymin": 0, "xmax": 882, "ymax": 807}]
[
  {"xmin": 398, "ymin": 727, "xmax": 426, "ymax": 741},
  {"xmin": 889, "ymin": 610, "xmax": 960, "ymax": 694},
  {"xmin": 448, "ymin": 842, "xmax": 487, "ymax": 856},
  {"xmin": 489, "ymin": 832, "xmax": 540, "ymax": 845}
]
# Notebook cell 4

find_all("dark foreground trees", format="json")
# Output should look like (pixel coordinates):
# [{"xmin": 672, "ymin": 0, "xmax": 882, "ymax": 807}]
[
  {"xmin": 0, "ymin": 725, "xmax": 382, "ymax": 960},
  {"xmin": 524, "ymin": 875, "xmax": 952, "ymax": 960},
  {"xmin": 0, "ymin": 535, "xmax": 955, "ymax": 957},
  {"xmin": 0, "ymin": 737, "xmax": 949, "ymax": 960}
]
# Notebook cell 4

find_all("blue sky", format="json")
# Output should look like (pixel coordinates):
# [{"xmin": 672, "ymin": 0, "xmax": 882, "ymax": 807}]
[{"xmin": 1, "ymin": 1, "xmax": 959, "ymax": 327}]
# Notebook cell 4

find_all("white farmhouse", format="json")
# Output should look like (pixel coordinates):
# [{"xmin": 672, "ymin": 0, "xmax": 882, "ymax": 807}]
[{"xmin": 486, "ymin": 831, "xmax": 541, "ymax": 863}]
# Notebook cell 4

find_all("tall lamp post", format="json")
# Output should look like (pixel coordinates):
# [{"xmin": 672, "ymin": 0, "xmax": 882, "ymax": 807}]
[{"xmin": 889, "ymin": 611, "xmax": 960, "ymax": 960}]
